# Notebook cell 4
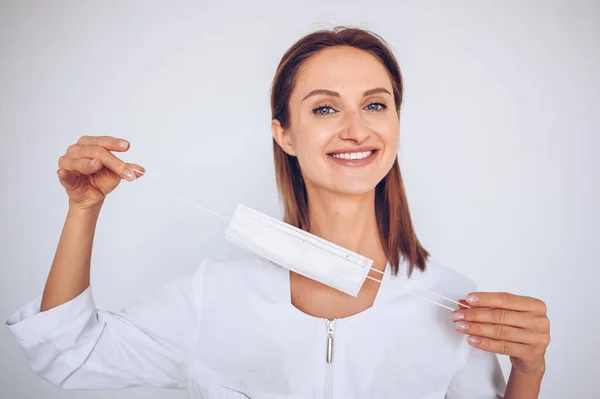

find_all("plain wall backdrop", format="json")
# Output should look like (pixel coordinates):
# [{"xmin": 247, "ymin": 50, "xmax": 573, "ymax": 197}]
[{"xmin": 0, "ymin": 1, "xmax": 597, "ymax": 398}]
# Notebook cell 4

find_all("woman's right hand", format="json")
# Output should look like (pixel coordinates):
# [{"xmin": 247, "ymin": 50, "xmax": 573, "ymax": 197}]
[{"xmin": 57, "ymin": 135, "xmax": 145, "ymax": 210}]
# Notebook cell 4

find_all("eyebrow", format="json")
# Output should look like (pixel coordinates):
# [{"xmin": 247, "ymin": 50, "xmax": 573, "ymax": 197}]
[{"xmin": 301, "ymin": 87, "xmax": 392, "ymax": 102}]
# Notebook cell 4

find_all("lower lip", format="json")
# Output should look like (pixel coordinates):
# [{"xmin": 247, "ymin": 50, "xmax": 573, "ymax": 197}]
[{"xmin": 327, "ymin": 150, "xmax": 378, "ymax": 167}]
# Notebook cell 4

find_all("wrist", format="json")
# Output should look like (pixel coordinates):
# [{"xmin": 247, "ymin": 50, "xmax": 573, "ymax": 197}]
[
  {"xmin": 68, "ymin": 200, "xmax": 103, "ymax": 217},
  {"xmin": 511, "ymin": 363, "xmax": 546, "ymax": 379}
]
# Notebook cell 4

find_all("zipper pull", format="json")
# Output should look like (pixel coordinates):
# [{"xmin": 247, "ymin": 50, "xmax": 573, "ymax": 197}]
[{"xmin": 326, "ymin": 319, "xmax": 335, "ymax": 364}]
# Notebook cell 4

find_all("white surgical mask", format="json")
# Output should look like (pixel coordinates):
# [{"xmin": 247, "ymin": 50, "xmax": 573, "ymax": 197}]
[{"xmin": 225, "ymin": 203, "xmax": 382, "ymax": 297}]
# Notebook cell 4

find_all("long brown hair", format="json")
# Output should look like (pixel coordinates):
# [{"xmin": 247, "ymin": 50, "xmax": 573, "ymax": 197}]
[{"xmin": 270, "ymin": 26, "xmax": 429, "ymax": 276}]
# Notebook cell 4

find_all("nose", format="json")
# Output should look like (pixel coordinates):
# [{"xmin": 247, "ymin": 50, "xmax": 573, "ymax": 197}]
[{"xmin": 339, "ymin": 110, "xmax": 371, "ymax": 143}]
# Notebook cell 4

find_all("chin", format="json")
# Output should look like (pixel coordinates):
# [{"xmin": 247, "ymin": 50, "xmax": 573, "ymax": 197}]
[
  {"xmin": 303, "ymin": 168, "xmax": 388, "ymax": 197},
  {"xmin": 329, "ymin": 181, "xmax": 379, "ymax": 196}
]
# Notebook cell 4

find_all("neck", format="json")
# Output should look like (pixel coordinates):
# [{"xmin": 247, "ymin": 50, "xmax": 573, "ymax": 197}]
[{"xmin": 306, "ymin": 188, "xmax": 385, "ymax": 265}]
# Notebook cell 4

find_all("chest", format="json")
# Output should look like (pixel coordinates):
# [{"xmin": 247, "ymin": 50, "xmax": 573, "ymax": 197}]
[
  {"xmin": 289, "ymin": 271, "xmax": 381, "ymax": 319},
  {"xmin": 186, "ymin": 291, "xmax": 464, "ymax": 399}
]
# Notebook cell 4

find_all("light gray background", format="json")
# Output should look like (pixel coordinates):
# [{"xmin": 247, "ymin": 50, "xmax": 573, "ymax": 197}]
[{"xmin": 0, "ymin": 1, "xmax": 597, "ymax": 398}]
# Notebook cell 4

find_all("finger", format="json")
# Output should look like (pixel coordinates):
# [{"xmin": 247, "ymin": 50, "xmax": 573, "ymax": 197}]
[
  {"xmin": 66, "ymin": 145, "xmax": 137, "ymax": 181},
  {"xmin": 76, "ymin": 135, "xmax": 131, "ymax": 152},
  {"xmin": 465, "ymin": 336, "xmax": 532, "ymax": 359},
  {"xmin": 452, "ymin": 308, "xmax": 534, "ymax": 329},
  {"xmin": 129, "ymin": 164, "xmax": 145, "ymax": 178},
  {"xmin": 454, "ymin": 321, "xmax": 539, "ymax": 344},
  {"xmin": 58, "ymin": 156, "xmax": 104, "ymax": 176},
  {"xmin": 464, "ymin": 292, "xmax": 547, "ymax": 313},
  {"xmin": 457, "ymin": 299, "xmax": 470, "ymax": 310}
]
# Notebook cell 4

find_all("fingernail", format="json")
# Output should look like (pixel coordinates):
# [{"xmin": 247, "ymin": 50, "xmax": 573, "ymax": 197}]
[
  {"xmin": 468, "ymin": 336, "xmax": 481, "ymax": 345},
  {"xmin": 124, "ymin": 169, "xmax": 136, "ymax": 181},
  {"xmin": 90, "ymin": 159, "xmax": 96, "ymax": 167},
  {"xmin": 119, "ymin": 140, "xmax": 129, "ymax": 149},
  {"xmin": 456, "ymin": 322, "xmax": 469, "ymax": 331},
  {"xmin": 452, "ymin": 312, "xmax": 465, "ymax": 321},
  {"xmin": 466, "ymin": 295, "xmax": 480, "ymax": 303}
]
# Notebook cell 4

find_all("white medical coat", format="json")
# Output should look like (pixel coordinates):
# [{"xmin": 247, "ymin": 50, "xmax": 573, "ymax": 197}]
[{"xmin": 6, "ymin": 255, "xmax": 506, "ymax": 398}]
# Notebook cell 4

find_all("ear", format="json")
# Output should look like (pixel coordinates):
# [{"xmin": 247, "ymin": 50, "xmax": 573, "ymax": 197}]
[{"xmin": 271, "ymin": 119, "xmax": 297, "ymax": 157}]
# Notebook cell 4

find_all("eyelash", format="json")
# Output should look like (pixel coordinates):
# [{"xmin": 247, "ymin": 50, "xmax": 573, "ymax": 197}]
[{"xmin": 312, "ymin": 101, "xmax": 388, "ymax": 116}]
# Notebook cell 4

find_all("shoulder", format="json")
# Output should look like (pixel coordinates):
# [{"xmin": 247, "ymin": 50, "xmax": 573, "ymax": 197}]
[
  {"xmin": 200, "ymin": 253, "xmax": 281, "ymax": 280},
  {"xmin": 194, "ymin": 253, "xmax": 286, "ymax": 301}
]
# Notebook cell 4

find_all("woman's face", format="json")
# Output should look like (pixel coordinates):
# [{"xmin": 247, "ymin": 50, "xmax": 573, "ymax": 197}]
[{"xmin": 273, "ymin": 46, "xmax": 400, "ymax": 196}]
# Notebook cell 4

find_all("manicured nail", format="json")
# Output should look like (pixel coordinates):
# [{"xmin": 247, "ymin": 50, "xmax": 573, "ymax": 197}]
[
  {"xmin": 90, "ymin": 159, "xmax": 96, "ymax": 167},
  {"xmin": 452, "ymin": 312, "xmax": 464, "ymax": 321},
  {"xmin": 468, "ymin": 336, "xmax": 481, "ymax": 345},
  {"xmin": 119, "ymin": 140, "xmax": 129, "ymax": 149},
  {"xmin": 124, "ymin": 169, "xmax": 136, "ymax": 181},
  {"xmin": 456, "ymin": 322, "xmax": 469, "ymax": 331},
  {"xmin": 466, "ymin": 295, "xmax": 480, "ymax": 303}
]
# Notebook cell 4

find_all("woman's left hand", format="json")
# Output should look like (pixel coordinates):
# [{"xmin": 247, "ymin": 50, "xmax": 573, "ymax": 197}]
[{"xmin": 452, "ymin": 292, "xmax": 550, "ymax": 375}]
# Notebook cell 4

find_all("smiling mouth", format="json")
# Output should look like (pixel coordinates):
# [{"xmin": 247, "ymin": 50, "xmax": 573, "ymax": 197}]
[
  {"xmin": 326, "ymin": 149, "xmax": 380, "ymax": 167},
  {"xmin": 329, "ymin": 150, "xmax": 375, "ymax": 160}
]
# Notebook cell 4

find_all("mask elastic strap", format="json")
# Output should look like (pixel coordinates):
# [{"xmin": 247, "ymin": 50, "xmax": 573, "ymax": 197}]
[
  {"xmin": 134, "ymin": 169, "xmax": 235, "ymax": 213},
  {"xmin": 134, "ymin": 169, "xmax": 234, "ymax": 222},
  {"xmin": 366, "ymin": 268, "xmax": 470, "ymax": 311},
  {"xmin": 365, "ymin": 268, "xmax": 384, "ymax": 283},
  {"xmin": 404, "ymin": 287, "xmax": 471, "ymax": 311}
]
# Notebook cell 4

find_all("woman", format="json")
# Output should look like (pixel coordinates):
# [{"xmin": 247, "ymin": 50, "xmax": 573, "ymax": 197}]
[{"xmin": 6, "ymin": 27, "xmax": 550, "ymax": 398}]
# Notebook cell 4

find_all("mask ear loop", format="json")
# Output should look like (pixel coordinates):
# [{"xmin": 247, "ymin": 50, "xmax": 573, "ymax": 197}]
[
  {"xmin": 133, "ymin": 169, "xmax": 234, "ymax": 221},
  {"xmin": 365, "ymin": 268, "xmax": 471, "ymax": 311},
  {"xmin": 403, "ymin": 288, "xmax": 470, "ymax": 311},
  {"xmin": 132, "ymin": 168, "xmax": 471, "ymax": 311}
]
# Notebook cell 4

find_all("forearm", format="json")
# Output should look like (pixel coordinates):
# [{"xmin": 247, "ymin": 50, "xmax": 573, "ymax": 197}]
[
  {"xmin": 504, "ymin": 365, "xmax": 545, "ymax": 399},
  {"xmin": 40, "ymin": 202, "xmax": 102, "ymax": 311}
]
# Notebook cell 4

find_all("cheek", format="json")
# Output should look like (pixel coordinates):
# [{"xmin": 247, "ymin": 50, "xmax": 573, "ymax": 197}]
[
  {"xmin": 295, "ymin": 143, "xmax": 322, "ymax": 168},
  {"xmin": 294, "ymin": 135, "xmax": 331, "ymax": 180},
  {"xmin": 389, "ymin": 133, "xmax": 399, "ymax": 152},
  {"xmin": 293, "ymin": 126, "xmax": 334, "ymax": 159},
  {"xmin": 384, "ymin": 121, "xmax": 400, "ymax": 149},
  {"xmin": 381, "ymin": 128, "xmax": 400, "ymax": 168}
]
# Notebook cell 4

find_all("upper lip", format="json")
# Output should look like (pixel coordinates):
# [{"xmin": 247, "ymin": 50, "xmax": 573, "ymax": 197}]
[{"xmin": 327, "ymin": 146, "xmax": 379, "ymax": 155}]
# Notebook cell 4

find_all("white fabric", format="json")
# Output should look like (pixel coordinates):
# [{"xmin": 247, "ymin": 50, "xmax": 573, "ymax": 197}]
[
  {"xmin": 225, "ymin": 204, "xmax": 374, "ymax": 297},
  {"xmin": 5, "ymin": 255, "xmax": 506, "ymax": 398}
]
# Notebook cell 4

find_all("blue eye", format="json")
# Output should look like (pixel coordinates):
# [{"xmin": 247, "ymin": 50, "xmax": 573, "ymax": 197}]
[
  {"xmin": 312, "ymin": 105, "xmax": 336, "ymax": 116},
  {"xmin": 366, "ymin": 102, "xmax": 387, "ymax": 111}
]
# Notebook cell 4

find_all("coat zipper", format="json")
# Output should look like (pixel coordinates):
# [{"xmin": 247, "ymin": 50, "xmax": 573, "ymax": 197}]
[{"xmin": 325, "ymin": 319, "xmax": 335, "ymax": 399}]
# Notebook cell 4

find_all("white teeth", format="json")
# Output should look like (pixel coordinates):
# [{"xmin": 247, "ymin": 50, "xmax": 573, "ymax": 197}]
[{"xmin": 331, "ymin": 150, "xmax": 373, "ymax": 160}]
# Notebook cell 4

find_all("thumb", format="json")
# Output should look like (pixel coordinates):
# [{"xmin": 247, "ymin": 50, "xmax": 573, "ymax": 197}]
[{"xmin": 57, "ymin": 169, "xmax": 80, "ymax": 190}]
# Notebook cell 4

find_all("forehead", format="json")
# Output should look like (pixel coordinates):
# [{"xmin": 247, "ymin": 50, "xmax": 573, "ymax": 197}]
[{"xmin": 293, "ymin": 46, "xmax": 393, "ymax": 97}]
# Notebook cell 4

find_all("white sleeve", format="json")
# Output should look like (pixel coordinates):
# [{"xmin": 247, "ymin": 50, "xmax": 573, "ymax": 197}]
[
  {"xmin": 4, "ymin": 259, "xmax": 208, "ymax": 390},
  {"xmin": 445, "ymin": 341, "xmax": 507, "ymax": 399}
]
